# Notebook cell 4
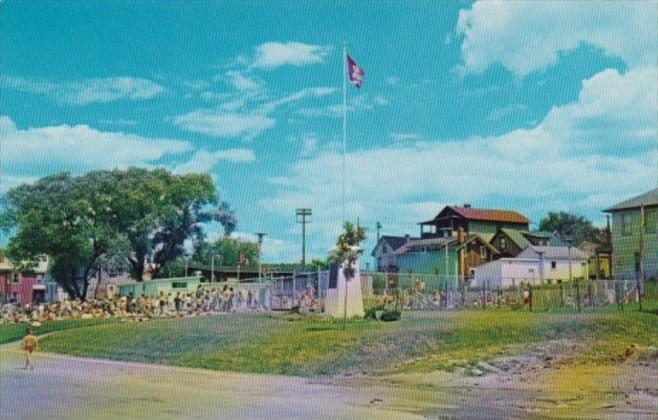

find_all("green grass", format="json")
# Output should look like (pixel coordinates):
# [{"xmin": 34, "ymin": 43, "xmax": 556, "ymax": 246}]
[
  {"xmin": 0, "ymin": 318, "xmax": 120, "ymax": 344},
  {"xmin": 26, "ymin": 305, "xmax": 658, "ymax": 377}
]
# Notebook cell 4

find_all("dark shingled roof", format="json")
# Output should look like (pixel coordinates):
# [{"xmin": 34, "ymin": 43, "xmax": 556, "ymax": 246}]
[
  {"xmin": 604, "ymin": 188, "xmax": 658, "ymax": 212},
  {"xmin": 380, "ymin": 235, "xmax": 410, "ymax": 251}
]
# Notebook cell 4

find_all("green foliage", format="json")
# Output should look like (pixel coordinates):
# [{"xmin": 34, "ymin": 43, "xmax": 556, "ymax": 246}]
[
  {"xmin": 372, "ymin": 274, "xmax": 386, "ymax": 294},
  {"xmin": 192, "ymin": 236, "xmax": 259, "ymax": 268},
  {"xmin": 538, "ymin": 211, "xmax": 606, "ymax": 245},
  {"xmin": 1, "ymin": 168, "xmax": 235, "ymax": 296},
  {"xmin": 329, "ymin": 222, "xmax": 367, "ymax": 279}
]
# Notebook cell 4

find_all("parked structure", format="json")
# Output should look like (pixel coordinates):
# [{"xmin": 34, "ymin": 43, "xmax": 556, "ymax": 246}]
[
  {"xmin": 117, "ymin": 276, "xmax": 203, "ymax": 298},
  {"xmin": 370, "ymin": 235, "xmax": 414, "ymax": 272},
  {"xmin": 604, "ymin": 187, "xmax": 658, "ymax": 281},
  {"xmin": 0, "ymin": 254, "xmax": 49, "ymax": 305},
  {"xmin": 475, "ymin": 245, "xmax": 589, "ymax": 288},
  {"xmin": 418, "ymin": 205, "xmax": 529, "ymax": 242}
]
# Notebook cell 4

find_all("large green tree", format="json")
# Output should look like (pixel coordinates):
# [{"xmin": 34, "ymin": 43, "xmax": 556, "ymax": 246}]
[
  {"xmin": 193, "ymin": 237, "xmax": 259, "ymax": 268},
  {"xmin": 538, "ymin": 211, "xmax": 606, "ymax": 245},
  {"xmin": 1, "ymin": 168, "xmax": 236, "ymax": 298}
]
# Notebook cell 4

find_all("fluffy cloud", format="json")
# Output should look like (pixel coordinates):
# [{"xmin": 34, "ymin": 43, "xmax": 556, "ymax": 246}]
[
  {"xmin": 251, "ymin": 42, "xmax": 331, "ymax": 70},
  {"xmin": 172, "ymin": 149, "xmax": 256, "ymax": 174},
  {"xmin": 0, "ymin": 76, "xmax": 165, "ymax": 105},
  {"xmin": 261, "ymin": 65, "xmax": 657, "ymax": 257},
  {"xmin": 0, "ymin": 116, "xmax": 256, "ymax": 193},
  {"xmin": 173, "ymin": 86, "xmax": 335, "ymax": 139},
  {"xmin": 456, "ymin": 1, "xmax": 657, "ymax": 76},
  {"xmin": 172, "ymin": 111, "xmax": 276, "ymax": 140}
]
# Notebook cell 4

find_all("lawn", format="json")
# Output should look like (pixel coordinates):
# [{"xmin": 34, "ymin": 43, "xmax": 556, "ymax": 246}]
[
  {"xmin": 30, "ymin": 307, "xmax": 658, "ymax": 377},
  {"xmin": 0, "ymin": 318, "xmax": 120, "ymax": 344}
]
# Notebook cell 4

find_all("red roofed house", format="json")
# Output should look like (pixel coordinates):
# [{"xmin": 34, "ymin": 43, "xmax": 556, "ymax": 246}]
[{"xmin": 419, "ymin": 204, "xmax": 530, "ymax": 244}]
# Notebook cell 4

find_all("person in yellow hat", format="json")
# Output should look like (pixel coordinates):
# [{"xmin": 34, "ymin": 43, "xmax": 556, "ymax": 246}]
[{"xmin": 23, "ymin": 327, "xmax": 38, "ymax": 370}]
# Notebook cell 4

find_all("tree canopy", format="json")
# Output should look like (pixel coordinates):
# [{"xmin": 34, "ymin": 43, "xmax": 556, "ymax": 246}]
[
  {"xmin": 1, "ymin": 168, "xmax": 236, "ymax": 299},
  {"xmin": 329, "ymin": 222, "xmax": 367, "ymax": 279},
  {"xmin": 538, "ymin": 211, "xmax": 607, "ymax": 245}
]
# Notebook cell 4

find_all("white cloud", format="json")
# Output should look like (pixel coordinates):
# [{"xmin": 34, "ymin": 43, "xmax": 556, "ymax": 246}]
[
  {"xmin": 173, "ymin": 149, "xmax": 256, "ymax": 174},
  {"xmin": 456, "ymin": 1, "xmax": 657, "ymax": 76},
  {"xmin": 1, "ymin": 76, "xmax": 165, "ymax": 105},
  {"xmin": 251, "ymin": 42, "xmax": 331, "ymax": 70},
  {"xmin": 172, "ymin": 111, "xmax": 276, "ymax": 140},
  {"xmin": 260, "ymin": 65, "xmax": 657, "ymax": 258},
  {"xmin": 173, "ymin": 86, "xmax": 335, "ymax": 140},
  {"xmin": 390, "ymin": 132, "xmax": 419, "ymax": 142},
  {"xmin": 0, "ymin": 116, "xmax": 193, "ymax": 192},
  {"xmin": 225, "ymin": 70, "xmax": 261, "ymax": 91}
]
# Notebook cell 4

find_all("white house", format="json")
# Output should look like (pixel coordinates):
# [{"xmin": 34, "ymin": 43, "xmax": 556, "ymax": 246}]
[{"xmin": 474, "ymin": 246, "xmax": 589, "ymax": 288}]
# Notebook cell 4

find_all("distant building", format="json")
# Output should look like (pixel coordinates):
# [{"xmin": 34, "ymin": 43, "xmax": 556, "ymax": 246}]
[
  {"xmin": 474, "ymin": 245, "xmax": 589, "ymax": 288},
  {"xmin": 578, "ymin": 241, "xmax": 612, "ymax": 280},
  {"xmin": 370, "ymin": 235, "xmax": 414, "ymax": 272},
  {"xmin": 395, "ymin": 230, "xmax": 498, "ymax": 278},
  {"xmin": 418, "ymin": 205, "xmax": 529, "ymax": 243},
  {"xmin": 490, "ymin": 228, "xmax": 563, "ymax": 258},
  {"xmin": 117, "ymin": 276, "xmax": 203, "ymax": 298},
  {"xmin": 0, "ymin": 255, "xmax": 49, "ymax": 305},
  {"xmin": 604, "ymin": 188, "xmax": 658, "ymax": 281}
]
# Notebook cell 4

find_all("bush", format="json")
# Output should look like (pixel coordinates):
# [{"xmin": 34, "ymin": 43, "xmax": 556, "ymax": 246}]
[{"xmin": 379, "ymin": 310, "xmax": 401, "ymax": 322}]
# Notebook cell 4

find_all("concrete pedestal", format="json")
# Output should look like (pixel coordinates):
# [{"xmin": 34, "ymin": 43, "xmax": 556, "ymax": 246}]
[{"xmin": 324, "ymin": 259, "xmax": 365, "ymax": 318}]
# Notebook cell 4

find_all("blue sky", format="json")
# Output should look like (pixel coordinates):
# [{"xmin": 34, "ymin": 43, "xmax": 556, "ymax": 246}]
[{"xmin": 1, "ymin": 1, "xmax": 657, "ymax": 263}]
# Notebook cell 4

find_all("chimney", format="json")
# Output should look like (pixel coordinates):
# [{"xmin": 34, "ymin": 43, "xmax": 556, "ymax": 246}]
[{"xmin": 463, "ymin": 204, "xmax": 471, "ymax": 208}]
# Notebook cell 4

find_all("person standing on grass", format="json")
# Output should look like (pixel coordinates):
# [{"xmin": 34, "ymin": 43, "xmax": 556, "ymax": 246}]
[{"xmin": 23, "ymin": 327, "xmax": 38, "ymax": 370}]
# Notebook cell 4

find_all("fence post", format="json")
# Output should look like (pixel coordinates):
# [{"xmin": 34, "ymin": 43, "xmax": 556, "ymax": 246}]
[
  {"xmin": 559, "ymin": 282, "xmax": 565, "ymax": 308},
  {"xmin": 575, "ymin": 280, "xmax": 581, "ymax": 313},
  {"xmin": 528, "ymin": 284, "xmax": 533, "ymax": 312}
]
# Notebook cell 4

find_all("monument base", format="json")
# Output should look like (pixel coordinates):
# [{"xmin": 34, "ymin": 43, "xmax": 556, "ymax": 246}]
[{"xmin": 324, "ymin": 260, "xmax": 364, "ymax": 318}]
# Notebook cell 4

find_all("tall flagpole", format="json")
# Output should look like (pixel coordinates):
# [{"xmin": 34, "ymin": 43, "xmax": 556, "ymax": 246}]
[{"xmin": 342, "ymin": 42, "xmax": 347, "ymax": 226}]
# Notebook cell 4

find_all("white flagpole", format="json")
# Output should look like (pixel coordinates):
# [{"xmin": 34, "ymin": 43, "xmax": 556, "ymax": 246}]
[{"xmin": 342, "ymin": 42, "xmax": 347, "ymax": 226}]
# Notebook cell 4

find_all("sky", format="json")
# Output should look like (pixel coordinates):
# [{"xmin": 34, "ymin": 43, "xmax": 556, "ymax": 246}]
[{"xmin": 1, "ymin": 1, "xmax": 657, "ymax": 264}]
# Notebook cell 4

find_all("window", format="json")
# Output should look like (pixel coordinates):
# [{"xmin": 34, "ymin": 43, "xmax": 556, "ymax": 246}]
[
  {"xmin": 645, "ymin": 208, "xmax": 657, "ymax": 233},
  {"xmin": 11, "ymin": 272, "xmax": 21, "ymax": 283},
  {"xmin": 172, "ymin": 282, "xmax": 188, "ymax": 289},
  {"xmin": 620, "ymin": 213, "xmax": 631, "ymax": 236},
  {"xmin": 635, "ymin": 252, "xmax": 641, "ymax": 273},
  {"xmin": 480, "ymin": 246, "xmax": 487, "ymax": 259},
  {"xmin": 551, "ymin": 261, "xmax": 557, "ymax": 270},
  {"xmin": 500, "ymin": 237, "xmax": 507, "ymax": 250}
]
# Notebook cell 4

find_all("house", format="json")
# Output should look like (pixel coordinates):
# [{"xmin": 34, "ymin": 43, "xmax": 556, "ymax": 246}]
[
  {"xmin": 395, "ymin": 229, "xmax": 499, "ymax": 278},
  {"xmin": 489, "ymin": 228, "xmax": 563, "ymax": 258},
  {"xmin": 474, "ymin": 245, "xmax": 589, "ymax": 288},
  {"xmin": 579, "ymin": 241, "xmax": 612, "ymax": 280},
  {"xmin": 370, "ymin": 235, "xmax": 414, "ymax": 272},
  {"xmin": 0, "ymin": 253, "xmax": 49, "ymax": 305},
  {"xmin": 418, "ymin": 205, "xmax": 529, "ymax": 243},
  {"xmin": 604, "ymin": 188, "xmax": 658, "ymax": 281}
]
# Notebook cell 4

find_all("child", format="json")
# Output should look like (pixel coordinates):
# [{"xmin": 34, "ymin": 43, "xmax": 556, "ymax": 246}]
[{"xmin": 23, "ymin": 327, "xmax": 38, "ymax": 370}]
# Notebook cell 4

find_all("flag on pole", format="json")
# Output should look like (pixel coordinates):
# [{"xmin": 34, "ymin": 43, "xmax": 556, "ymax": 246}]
[{"xmin": 346, "ymin": 54, "xmax": 364, "ymax": 88}]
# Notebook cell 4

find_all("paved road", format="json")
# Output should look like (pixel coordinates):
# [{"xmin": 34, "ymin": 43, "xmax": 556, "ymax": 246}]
[{"xmin": 0, "ymin": 344, "xmax": 437, "ymax": 420}]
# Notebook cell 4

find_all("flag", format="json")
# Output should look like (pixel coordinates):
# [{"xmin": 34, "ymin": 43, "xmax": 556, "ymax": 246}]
[{"xmin": 346, "ymin": 54, "xmax": 364, "ymax": 88}]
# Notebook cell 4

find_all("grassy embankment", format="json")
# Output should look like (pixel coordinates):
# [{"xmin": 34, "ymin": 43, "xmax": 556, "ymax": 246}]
[{"xmin": 26, "ymin": 307, "xmax": 657, "ymax": 377}]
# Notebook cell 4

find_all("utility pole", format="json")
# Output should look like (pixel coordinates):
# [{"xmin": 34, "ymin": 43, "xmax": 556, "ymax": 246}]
[
  {"xmin": 638, "ymin": 205, "xmax": 645, "ymax": 311},
  {"xmin": 375, "ymin": 221, "xmax": 382, "ymax": 242},
  {"xmin": 296, "ymin": 208, "xmax": 312, "ymax": 266},
  {"xmin": 256, "ymin": 232, "xmax": 266, "ymax": 282}
]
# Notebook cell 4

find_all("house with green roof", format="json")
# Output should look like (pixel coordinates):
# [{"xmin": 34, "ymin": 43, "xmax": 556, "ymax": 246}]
[
  {"xmin": 604, "ymin": 188, "xmax": 658, "ymax": 281},
  {"xmin": 489, "ymin": 228, "xmax": 563, "ymax": 258}
]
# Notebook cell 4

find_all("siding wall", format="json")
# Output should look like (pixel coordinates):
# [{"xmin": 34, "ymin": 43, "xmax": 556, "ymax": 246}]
[
  {"xmin": 397, "ymin": 250, "xmax": 459, "ymax": 276},
  {"xmin": 611, "ymin": 208, "xmax": 658, "ymax": 280}
]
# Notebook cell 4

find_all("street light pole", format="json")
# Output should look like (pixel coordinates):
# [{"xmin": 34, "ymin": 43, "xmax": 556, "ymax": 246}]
[{"xmin": 256, "ymin": 232, "xmax": 266, "ymax": 282}]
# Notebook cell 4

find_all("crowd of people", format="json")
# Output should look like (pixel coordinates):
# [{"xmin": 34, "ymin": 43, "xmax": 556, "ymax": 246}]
[{"xmin": 0, "ymin": 284, "xmax": 269, "ymax": 325}]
